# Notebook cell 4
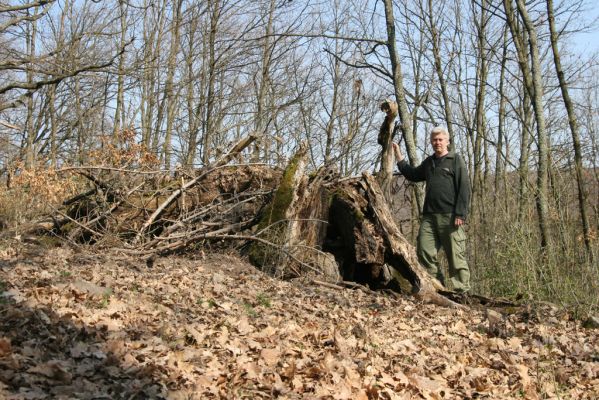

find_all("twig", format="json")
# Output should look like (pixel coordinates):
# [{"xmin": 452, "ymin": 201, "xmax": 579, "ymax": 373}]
[
  {"xmin": 67, "ymin": 182, "xmax": 145, "ymax": 241},
  {"xmin": 58, "ymin": 166, "xmax": 168, "ymax": 175},
  {"xmin": 52, "ymin": 208, "xmax": 104, "ymax": 238}
]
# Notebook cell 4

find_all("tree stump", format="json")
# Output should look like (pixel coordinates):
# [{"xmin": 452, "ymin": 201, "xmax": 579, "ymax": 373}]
[{"xmin": 250, "ymin": 151, "xmax": 453, "ymax": 303}]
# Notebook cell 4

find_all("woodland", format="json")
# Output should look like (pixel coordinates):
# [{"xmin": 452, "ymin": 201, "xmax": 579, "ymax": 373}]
[{"xmin": 0, "ymin": 0, "xmax": 598, "ymax": 398}]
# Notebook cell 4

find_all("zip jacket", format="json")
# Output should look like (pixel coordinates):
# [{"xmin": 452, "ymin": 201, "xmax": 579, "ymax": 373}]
[{"xmin": 397, "ymin": 151, "xmax": 471, "ymax": 219}]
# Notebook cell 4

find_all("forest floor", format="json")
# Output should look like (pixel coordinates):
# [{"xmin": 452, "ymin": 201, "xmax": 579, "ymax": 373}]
[{"xmin": 0, "ymin": 240, "xmax": 597, "ymax": 399}]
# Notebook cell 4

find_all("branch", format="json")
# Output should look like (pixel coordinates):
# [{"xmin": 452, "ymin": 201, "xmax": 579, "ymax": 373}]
[
  {"xmin": 0, "ymin": 1, "xmax": 52, "ymax": 13},
  {"xmin": 59, "ymin": 166, "xmax": 169, "ymax": 175},
  {"xmin": 0, "ymin": 1, "xmax": 53, "ymax": 32},
  {"xmin": 0, "ymin": 38, "xmax": 133, "ymax": 111},
  {"xmin": 249, "ymin": 32, "xmax": 387, "ymax": 46},
  {"xmin": 0, "ymin": 59, "xmax": 115, "ymax": 96},
  {"xmin": 322, "ymin": 48, "xmax": 392, "ymax": 79},
  {"xmin": 153, "ymin": 233, "xmax": 322, "ymax": 275},
  {"xmin": 0, "ymin": 120, "xmax": 23, "ymax": 131}
]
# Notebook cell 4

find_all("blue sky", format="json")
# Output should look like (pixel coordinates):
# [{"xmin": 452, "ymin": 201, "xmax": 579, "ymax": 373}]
[{"xmin": 572, "ymin": 2, "xmax": 599, "ymax": 54}]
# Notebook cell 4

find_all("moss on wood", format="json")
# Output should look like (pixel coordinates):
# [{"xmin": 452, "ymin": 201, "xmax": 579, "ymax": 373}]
[
  {"xmin": 249, "ymin": 150, "xmax": 305, "ymax": 270},
  {"xmin": 256, "ymin": 151, "xmax": 303, "ymax": 231}
]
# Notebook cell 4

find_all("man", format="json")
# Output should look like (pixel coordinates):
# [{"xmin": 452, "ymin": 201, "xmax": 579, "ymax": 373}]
[{"xmin": 392, "ymin": 126, "xmax": 471, "ymax": 293}]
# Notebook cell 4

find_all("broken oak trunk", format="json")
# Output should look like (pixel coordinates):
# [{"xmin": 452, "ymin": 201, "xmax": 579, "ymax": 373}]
[
  {"xmin": 248, "ymin": 145, "xmax": 340, "ymax": 281},
  {"xmin": 377, "ymin": 100, "xmax": 398, "ymax": 203},
  {"xmin": 250, "ymin": 150, "xmax": 448, "ymax": 301}
]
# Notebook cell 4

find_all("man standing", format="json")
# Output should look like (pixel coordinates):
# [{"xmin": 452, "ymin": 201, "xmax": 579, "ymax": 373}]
[{"xmin": 392, "ymin": 126, "xmax": 471, "ymax": 293}]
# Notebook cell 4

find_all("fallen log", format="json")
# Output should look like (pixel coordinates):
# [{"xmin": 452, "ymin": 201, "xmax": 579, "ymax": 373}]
[{"xmin": 134, "ymin": 134, "xmax": 257, "ymax": 243}]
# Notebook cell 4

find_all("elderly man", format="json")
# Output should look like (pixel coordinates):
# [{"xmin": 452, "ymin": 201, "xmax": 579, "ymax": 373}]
[{"xmin": 392, "ymin": 126, "xmax": 471, "ymax": 293}]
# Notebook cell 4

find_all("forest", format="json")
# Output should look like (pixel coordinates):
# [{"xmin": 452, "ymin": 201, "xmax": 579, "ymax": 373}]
[{"xmin": 1, "ymin": 0, "xmax": 599, "ymax": 398}]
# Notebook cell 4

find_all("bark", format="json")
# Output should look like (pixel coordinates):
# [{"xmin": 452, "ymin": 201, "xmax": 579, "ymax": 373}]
[
  {"xmin": 49, "ymin": 86, "xmax": 57, "ymax": 167},
  {"xmin": 24, "ymin": 6, "xmax": 38, "ymax": 167},
  {"xmin": 162, "ymin": 0, "xmax": 184, "ymax": 170},
  {"xmin": 517, "ymin": 89, "xmax": 533, "ymax": 222},
  {"xmin": 504, "ymin": 0, "xmax": 551, "ymax": 250},
  {"xmin": 251, "ymin": 0, "xmax": 276, "ymax": 163},
  {"xmin": 324, "ymin": 40, "xmax": 341, "ymax": 165},
  {"xmin": 113, "ymin": 0, "xmax": 127, "ymax": 140},
  {"xmin": 494, "ymin": 27, "xmax": 509, "ymax": 213},
  {"xmin": 426, "ymin": 0, "xmax": 455, "ymax": 140},
  {"xmin": 325, "ymin": 173, "xmax": 457, "ymax": 307},
  {"xmin": 201, "ymin": 0, "xmax": 220, "ymax": 165},
  {"xmin": 471, "ymin": 0, "xmax": 489, "ymax": 223},
  {"xmin": 184, "ymin": 7, "xmax": 202, "ymax": 167},
  {"xmin": 515, "ymin": 0, "xmax": 551, "ymax": 251},
  {"xmin": 74, "ymin": 78, "xmax": 85, "ymax": 164},
  {"xmin": 141, "ymin": 0, "xmax": 167, "ymax": 150},
  {"xmin": 248, "ymin": 144, "xmax": 314, "ymax": 277},
  {"xmin": 377, "ymin": 100, "xmax": 398, "ymax": 203}
]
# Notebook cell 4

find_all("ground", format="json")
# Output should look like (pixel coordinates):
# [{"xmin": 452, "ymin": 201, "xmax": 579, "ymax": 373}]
[{"xmin": 0, "ymin": 241, "xmax": 597, "ymax": 399}]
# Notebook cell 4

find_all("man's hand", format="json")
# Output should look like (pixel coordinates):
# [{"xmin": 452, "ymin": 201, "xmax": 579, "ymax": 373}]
[
  {"xmin": 392, "ymin": 142, "xmax": 403, "ymax": 161},
  {"xmin": 455, "ymin": 217, "xmax": 465, "ymax": 227}
]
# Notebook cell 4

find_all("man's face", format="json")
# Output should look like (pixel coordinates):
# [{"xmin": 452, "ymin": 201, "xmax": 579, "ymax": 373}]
[{"xmin": 430, "ymin": 133, "xmax": 449, "ymax": 155}]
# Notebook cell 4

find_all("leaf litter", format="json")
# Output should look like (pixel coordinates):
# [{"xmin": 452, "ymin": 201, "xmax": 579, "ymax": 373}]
[{"xmin": 0, "ymin": 244, "xmax": 597, "ymax": 399}]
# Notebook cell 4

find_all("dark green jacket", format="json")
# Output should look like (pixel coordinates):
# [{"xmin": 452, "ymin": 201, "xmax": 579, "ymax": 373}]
[{"xmin": 397, "ymin": 151, "xmax": 471, "ymax": 218}]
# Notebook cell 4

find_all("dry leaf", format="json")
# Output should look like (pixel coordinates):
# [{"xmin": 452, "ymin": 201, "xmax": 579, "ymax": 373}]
[
  {"xmin": 28, "ymin": 360, "xmax": 72, "ymax": 383},
  {"xmin": 0, "ymin": 338, "xmax": 11, "ymax": 357},
  {"xmin": 260, "ymin": 347, "xmax": 280, "ymax": 367}
]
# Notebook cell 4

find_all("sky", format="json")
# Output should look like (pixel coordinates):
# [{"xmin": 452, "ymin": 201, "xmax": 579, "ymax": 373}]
[{"xmin": 570, "ymin": 1, "xmax": 599, "ymax": 54}]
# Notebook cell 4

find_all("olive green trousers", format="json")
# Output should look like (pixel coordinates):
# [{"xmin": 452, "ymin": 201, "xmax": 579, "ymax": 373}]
[{"xmin": 417, "ymin": 213, "xmax": 470, "ymax": 292}]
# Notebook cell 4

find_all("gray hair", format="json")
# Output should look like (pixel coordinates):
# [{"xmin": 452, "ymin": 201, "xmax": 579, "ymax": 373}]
[{"xmin": 430, "ymin": 126, "xmax": 449, "ymax": 138}]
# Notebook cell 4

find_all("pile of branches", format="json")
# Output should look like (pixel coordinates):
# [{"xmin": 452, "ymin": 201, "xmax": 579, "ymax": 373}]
[
  {"xmin": 55, "ymin": 164, "xmax": 281, "ymax": 255},
  {"xmin": 20, "ymin": 136, "xmax": 284, "ymax": 257}
]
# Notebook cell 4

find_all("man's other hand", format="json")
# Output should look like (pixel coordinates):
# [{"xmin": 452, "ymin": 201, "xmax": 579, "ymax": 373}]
[{"xmin": 455, "ymin": 217, "xmax": 465, "ymax": 227}]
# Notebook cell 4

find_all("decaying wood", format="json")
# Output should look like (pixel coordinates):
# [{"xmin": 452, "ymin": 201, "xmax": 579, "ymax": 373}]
[
  {"xmin": 361, "ymin": 172, "xmax": 440, "ymax": 293},
  {"xmin": 377, "ymin": 99, "xmax": 398, "ymax": 203},
  {"xmin": 134, "ymin": 134, "xmax": 257, "ymax": 242},
  {"xmin": 247, "ymin": 144, "xmax": 333, "ymax": 279},
  {"xmin": 350, "ymin": 173, "xmax": 461, "ymax": 306}
]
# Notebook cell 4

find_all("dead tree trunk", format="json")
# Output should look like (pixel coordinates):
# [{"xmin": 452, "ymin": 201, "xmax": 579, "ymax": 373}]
[
  {"xmin": 250, "ymin": 150, "xmax": 454, "ymax": 304},
  {"xmin": 377, "ymin": 100, "xmax": 398, "ymax": 203},
  {"xmin": 326, "ymin": 173, "xmax": 442, "ymax": 293},
  {"xmin": 248, "ymin": 145, "xmax": 340, "ymax": 281}
]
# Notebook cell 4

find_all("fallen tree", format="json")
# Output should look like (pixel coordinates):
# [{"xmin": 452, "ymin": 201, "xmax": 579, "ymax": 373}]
[{"xmin": 6, "ymin": 125, "xmax": 460, "ymax": 306}]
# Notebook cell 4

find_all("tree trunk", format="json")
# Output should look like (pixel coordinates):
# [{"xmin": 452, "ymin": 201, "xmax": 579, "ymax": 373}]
[
  {"xmin": 494, "ymin": 27, "xmax": 509, "ymax": 213},
  {"xmin": 162, "ymin": 0, "xmax": 183, "ymax": 170},
  {"xmin": 381, "ymin": 0, "xmax": 423, "ymax": 211},
  {"xmin": 546, "ymin": 0, "xmax": 592, "ymax": 259},
  {"xmin": 377, "ymin": 100, "xmax": 398, "ymax": 203},
  {"xmin": 471, "ymin": 0, "xmax": 489, "ymax": 223},
  {"xmin": 201, "ymin": 0, "xmax": 220, "ymax": 165},
  {"xmin": 427, "ymin": 0, "xmax": 455, "ymax": 141},
  {"xmin": 250, "ymin": 148, "xmax": 449, "ymax": 299},
  {"xmin": 113, "ymin": 0, "xmax": 127, "ymax": 141},
  {"xmin": 504, "ymin": 0, "xmax": 551, "ymax": 250},
  {"xmin": 24, "ymin": 6, "xmax": 38, "ymax": 168}
]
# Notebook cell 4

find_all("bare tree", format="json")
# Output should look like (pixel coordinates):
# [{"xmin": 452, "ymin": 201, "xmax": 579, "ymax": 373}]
[
  {"xmin": 503, "ymin": 0, "xmax": 551, "ymax": 250},
  {"xmin": 381, "ymin": 0, "xmax": 423, "ymax": 210},
  {"xmin": 546, "ymin": 0, "xmax": 593, "ymax": 258}
]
